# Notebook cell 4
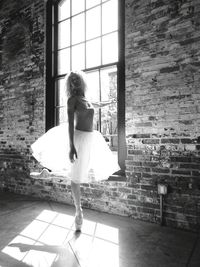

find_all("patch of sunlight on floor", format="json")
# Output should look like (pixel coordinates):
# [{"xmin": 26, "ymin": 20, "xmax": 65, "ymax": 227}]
[
  {"xmin": 1, "ymin": 209, "xmax": 119, "ymax": 267},
  {"xmin": 68, "ymin": 221, "xmax": 119, "ymax": 267},
  {"xmin": 36, "ymin": 209, "xmax": 58, "ymax": 222},
  {"xmin": 1, "ymin": 209, "xmax": 73, "ymax": 266},
  {"xmin": 95, "ymin": 223, "xmax": 119, "ymax": 243},
  {"xmin": 87, "ymin": 238, "xmax": 119, "ymax": 267}
]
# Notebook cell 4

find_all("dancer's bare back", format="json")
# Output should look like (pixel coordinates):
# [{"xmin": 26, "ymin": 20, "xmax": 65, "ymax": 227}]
[{"xmin": 68, "ymin": 95, "xmax": 94, "ymax": 132}]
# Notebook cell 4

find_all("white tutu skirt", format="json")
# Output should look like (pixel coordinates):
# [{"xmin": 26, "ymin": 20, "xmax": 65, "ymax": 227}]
[{"xmin": 31, "ymin": 123, "xmax": 120, "ymax": 183}]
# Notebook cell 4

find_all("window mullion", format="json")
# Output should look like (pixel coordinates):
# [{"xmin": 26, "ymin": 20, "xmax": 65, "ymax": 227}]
[
  {"xmin": 54, "ymin": 4, "xmax": 59, "ymax": 125},
  {"xmin": 98, "ymin": 0, "xmax": 103, "ymax": 133},
  {"xmin": 117, "ymin": 0, "xmax": 126, "ymax": 170},
  {"xmin": 100, "ymin": 0, "xmax": 103, "ymax": 65},
  {"xmin": 84, "ymin": 0, "xmax": 86, "ymax": 69},
  {"xmin": 70, "ymin": 0, "xmax": 72, "ymax": 70},
  {"xmin": 99, "ymin": 68, "xmax": 102, "ymax": 132},
  {"xmin": 54, "ymin": 4, "xmax": 58, "ymax": 78}
]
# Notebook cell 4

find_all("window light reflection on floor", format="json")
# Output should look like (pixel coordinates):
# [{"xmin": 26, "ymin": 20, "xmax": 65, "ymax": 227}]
[{"xmin": 1, "ymin": 209, "xmax": 119, "ymax": 267}]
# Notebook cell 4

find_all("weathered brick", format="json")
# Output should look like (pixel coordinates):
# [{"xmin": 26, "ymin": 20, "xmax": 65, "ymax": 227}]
[
  {"xmin": 172, "ymin": 170, "xmax": 191, "ymax": 175},
  {"xmin": 179, "ymin": 163, "xmax": 200, "ymax": 170},
  {"xmin": 170, "ymin": 156, "xmax": 192, "ymax": 163},
  {"xmin": 128, "ymin": 149, "xmax": 143, "ymax": 155},
  {"xmin": 152, "ymin": 168, "xmax": 170, "ymax": 174},
  {"xmin": 143, "ymin": 161, "xmax": 159, "ymax": 167},
  {"xmin": 142, "ymin": 172, "xmax": 153, "ymax": 179},
  {"xmin": 161, "ymin": 139, "xmax": 180, "ymax": 144},
  {"xmin": 192, "ymin": 171, "xmax": 200, "ymax": 177},
  {"xmin": 118, "ymin": 187, "xmax": 132, "ymax": 194},
  {"xmin": 142, "ymin": 139, "xmax": 160, "ymax": 144},
  {"xmin": 134, "ymin": 167, "xmax": 151, "ymax": 173},
  {"xmin": 140, "ymin": 185, "xmax": 156, "ymax": 192},
  {"xmin": 160, "ymin": 66, "xmax": 180, "ymax": 73}
]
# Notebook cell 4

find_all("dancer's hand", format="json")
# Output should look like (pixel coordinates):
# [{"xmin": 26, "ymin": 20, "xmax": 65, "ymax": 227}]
[
  {"xmin": 111, "ymin": 98, "xmax": 117, "ymax": 104},
  {"xmin": 69, "ymin": 145, "xmax": 78, "ymax": 163}
]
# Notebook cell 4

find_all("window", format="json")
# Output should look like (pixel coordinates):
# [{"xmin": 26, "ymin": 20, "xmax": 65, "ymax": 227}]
[{"xmin": 46, "ymin": 0, "xmax": 125, "ymax": 170}]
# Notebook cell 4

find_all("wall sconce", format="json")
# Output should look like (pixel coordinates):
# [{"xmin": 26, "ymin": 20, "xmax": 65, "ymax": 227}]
[
  {"xmin": 158, "ymin": 184, "xmax": 167, "ymax": 195},
  {"xmin": 158, "ymin": 183, "xmax": 168, "ymax": 226}
]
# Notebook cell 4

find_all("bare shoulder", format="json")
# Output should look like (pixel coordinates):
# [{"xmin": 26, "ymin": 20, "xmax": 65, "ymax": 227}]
[
  {"xmin": 67, "ymin": 96, "xmax": 77, "ymax": 109},
  {"xmin": 76, "ymin": 95, "xmax": 92, "ymax": 108}
]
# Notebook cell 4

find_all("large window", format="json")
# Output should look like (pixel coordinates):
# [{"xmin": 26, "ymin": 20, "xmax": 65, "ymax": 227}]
[{"xmin": 46, "ymin": 0, "xmax": 125, "ymax": 170}]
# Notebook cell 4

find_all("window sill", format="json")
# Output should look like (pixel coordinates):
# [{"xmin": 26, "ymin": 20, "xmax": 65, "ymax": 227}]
[
  {"xmin": 30, "ymin": 170, "xmax": 126, "ymax": 183},
  {"xmin": 108, "ymin": 170, "xmax": 126, "ymax": 182}
]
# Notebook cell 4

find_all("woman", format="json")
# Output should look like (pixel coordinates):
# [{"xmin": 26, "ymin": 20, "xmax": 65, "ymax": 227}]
[{"xmin": 31, "ymin": 70, "xmax": 119, "ymax": 231}]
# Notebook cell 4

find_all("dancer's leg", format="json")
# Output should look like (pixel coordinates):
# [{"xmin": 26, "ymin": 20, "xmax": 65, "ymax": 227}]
[{"xmin": 71, "ymin": 181, "xmax": 83, "ymax": 231}]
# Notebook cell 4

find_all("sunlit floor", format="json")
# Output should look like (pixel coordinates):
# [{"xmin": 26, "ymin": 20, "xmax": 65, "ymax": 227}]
[{"xmin": 0, "ymin": 192, "xmax": 199, "ymax": 267}]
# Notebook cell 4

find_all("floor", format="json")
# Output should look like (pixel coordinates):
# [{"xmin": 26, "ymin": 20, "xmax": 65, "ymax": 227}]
[{"xmin": 0, "ymin": 192, "xmax": 199, "ymax": 267}]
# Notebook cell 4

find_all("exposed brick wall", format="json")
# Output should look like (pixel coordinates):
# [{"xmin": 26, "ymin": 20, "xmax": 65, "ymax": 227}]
[
  {"xmin": 125, "ymin": 0, "xmax": 200, "ymax": 230},
  {"xmin": 0, "ymin": 0, "xmax": 200, "ymax": 232},
  {"xmin": 0, "ymin": 0, "xmax": 45, "ymax": 174}
]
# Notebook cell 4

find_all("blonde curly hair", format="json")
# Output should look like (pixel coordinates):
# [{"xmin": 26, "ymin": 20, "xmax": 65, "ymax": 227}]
[{"xmin": 65, "ymin": 70, "xmax": 88, "ymax": 98}]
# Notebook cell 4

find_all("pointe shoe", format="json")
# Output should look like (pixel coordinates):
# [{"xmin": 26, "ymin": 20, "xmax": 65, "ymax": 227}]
[
  {"xmin": 30, "ymin": 168, "xmax": 51, "ymax": 179},
  {"xmin": 75, "ymin": 210, "xmax": 83, "ymax": 231}
]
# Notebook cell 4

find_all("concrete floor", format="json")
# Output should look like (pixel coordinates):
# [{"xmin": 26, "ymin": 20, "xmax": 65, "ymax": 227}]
[{"xmin": 0, "ymin": 192, "xmax": 199, "ymax": 267}]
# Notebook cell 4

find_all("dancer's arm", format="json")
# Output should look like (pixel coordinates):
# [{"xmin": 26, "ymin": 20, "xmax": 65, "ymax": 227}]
[
  {"xmin": 67, "ymin": 96, "xmax": 77, "ymax": 162},
  {"xmin": 91, "ymin": 98, "xmax": 116, "ymax": 108}
]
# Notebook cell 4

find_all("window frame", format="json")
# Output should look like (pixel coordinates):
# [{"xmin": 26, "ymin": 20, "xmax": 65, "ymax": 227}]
[{"xmin": 46, "ymin": 0, "xmax": 126, "ymax": 171}]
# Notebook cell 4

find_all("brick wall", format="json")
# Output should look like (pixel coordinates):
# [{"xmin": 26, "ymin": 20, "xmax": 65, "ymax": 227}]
[
  {"xmin": 0, "ymin": 0, "xmax": 45, "ymax": 174},
  {"xmin": 125, "ymin": 0, "xmax": 200, "ymax": 230},
  {"xmin": 0, "ymin": 0, "xmax": 200, "ymax": 231}
]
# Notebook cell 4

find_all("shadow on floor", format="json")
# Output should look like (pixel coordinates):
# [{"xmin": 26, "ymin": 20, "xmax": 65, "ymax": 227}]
[{"xmin": 0, "ymin": 192, "xmax": 199, "ymax": 267}]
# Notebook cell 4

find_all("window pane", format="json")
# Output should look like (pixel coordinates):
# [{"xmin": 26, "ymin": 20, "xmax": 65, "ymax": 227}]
[
  {"xmin": 102, "ymin": 32, "xmax": 118, "ymax": 64},
  {"xmin": 102, "ymin": 0, "xmax": 118, "ymax": 34},
  {"xmin": 58, "ymin": 20, "xmax": 70, "ymax": 49},
  {"xmin": 85, "ymin": 70, "xmax": 100, "ymax": 101},
  {"xmin": 57, "ymin": 48, "xmax": 70, "ymax": 75},
  {"xmin": 51, "ymin": 52, "xmax": 54, "ymax": 75},
  {"xmin": 100, "ymin": 67, "xmax": 118, "ymax": 151},
  {"xmin": 52, "ymin": 25, "xmax": 54, "ymax": 51},
  {"xmin": 55, "ymin": 78, "xmax": 67, "ymax": 107},
  {"xmin": 86, "ymin": 38, "xmax": 101, "ymax": 68},
  {"xmin": 85, "ymin": 67, "xmax": 118, "ymax": 150},
  {"xmin": 86, "ymin": 6, "xmax": 101, "ymax": 40},
  {"xmin": 86, "ymin": 0, "xmax": 101, "ymax": 10},
  {"xmin": 72, "ymin": 14, "xmax": 85, "ymax": 45},
  {"xmin": 58, "ymin": 0, "xmax": 70, "ymax": 21},
  {"xmin": 85, "ymin": 70, "xmax": 100, "ymax": 130},
  {"xmin": 72, "ymin": 44, "xmax": 85, "ymax": 71},
  {"xmin": 72, "ymin": 0, "xmax": 84, "ymax": 15},
  {"xmin": 100, "ymin": 66, "xmax": 117, "ymax": 101},
  {"xmin": 56, "ymin": 107, "xmax": 67, "ymax": 125}
]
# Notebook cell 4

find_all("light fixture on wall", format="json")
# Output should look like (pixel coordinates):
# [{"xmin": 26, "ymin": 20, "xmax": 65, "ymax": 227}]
[
  {"xmin": 158, "ymin": 184, "xmax": 167, "ymax": 195},
  {"xmin": 158, "ymin": 184, "xmax": 168, "ymax": 226}
]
